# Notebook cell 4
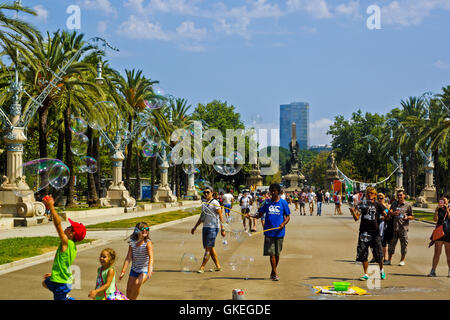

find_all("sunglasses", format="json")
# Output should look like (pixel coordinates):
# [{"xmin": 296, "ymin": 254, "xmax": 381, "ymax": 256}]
[
  {"xmin": 140, "ymin": 227, "xmax": 149, "ymax": 232},
  {"xmin": 203, "ymin": 191, "xmax": 210, "ymax": 194},
  {"xmin": 377, "ymin": 197, "xmax": 384, "ymax": 200}
]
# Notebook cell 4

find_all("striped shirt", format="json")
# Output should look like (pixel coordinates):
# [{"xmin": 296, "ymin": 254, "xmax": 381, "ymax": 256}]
[{"xmin": 130, "ymin": 240, "xmax": 150, "ymax": 273}]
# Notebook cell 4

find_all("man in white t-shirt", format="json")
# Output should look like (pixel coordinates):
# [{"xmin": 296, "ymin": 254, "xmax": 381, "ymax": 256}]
[
  {"xmin": 307, "ymin": 189, "xmax": 316, "ymax": 215},
  {"xmin": 222, "ymin": 188, "xmax": 234, "ymax": 218},
  {"xmin": 191, "ymin": 187, "xmax": 226, "ymax": 273},
  {"xmin": 239, "ymin": 190, "xmax": 254, "ymax": 232}
]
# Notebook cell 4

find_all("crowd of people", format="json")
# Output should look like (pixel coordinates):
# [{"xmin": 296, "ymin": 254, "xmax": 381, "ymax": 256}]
[{"xmin": 38, "ymin": 182, "xmax": 450, "ymax": 300}]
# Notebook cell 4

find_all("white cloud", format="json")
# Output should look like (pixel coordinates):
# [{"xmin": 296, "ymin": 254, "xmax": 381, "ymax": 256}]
[
  {"xmin": 335, "ymin": 1, "xmax": 360, "ymax": 17},
  {"xmin": 82, "ymin": 0, "xmax": 117, "ymax": 16},
  {"xmin": 124, "ymin": 0, "xmax": 200, "ymax": 15},
  {"xmin": 380, "ymin": 0, "xmax": 450, "ymax": 26},
  {"xmin": 33, "ymin": 5, "xmax": 48, "ymax": 23},
  {"xmin": 287, "ymin": 0, "xmax": 333, "ymax": 19},
  {"xmin": 310, "ymin": 118, "xmax": 333, "ymax": 146},
  {"xmin": 118, "ymin": 15, "xmax": 172, "ymax": 40},
  {"xmin": 176, "ymin": 21, "xmax": 207, "ymax": 41}
]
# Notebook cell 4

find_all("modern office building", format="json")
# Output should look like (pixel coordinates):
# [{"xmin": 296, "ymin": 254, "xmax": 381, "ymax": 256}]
[{"xmin": 280, "ymin": 102, "xmax": 309, "ymax": 150}]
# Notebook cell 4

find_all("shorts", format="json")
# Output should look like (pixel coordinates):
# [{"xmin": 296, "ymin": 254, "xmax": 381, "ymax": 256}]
[
  {"xmin": 44, "ymin": 277, "xmax": 73, "ymax": 300},
  {"xmin": 129, "ymin": 269, "xmax": 148, "ymax": 278},
  {"xmin": 202, "ymin": 227, "xmax": 219, "ymax": 248},
  {"xmin": 223, "ymin": 204, "xmax": 232, "ymax": 214},
  {"xmin": 299, "ymin": 203, "xmax": 305, "ymax": 207},
  {"xmin": 241, "ymin": 208, "xmax": 250, "ymax": 214},
  {"xmin": 356, "ymin": 232, "xmax": 383, "ymax": 262},
  {"xmin": 263, "ymin": 236, "xmax": 284, "ymax": 256}
]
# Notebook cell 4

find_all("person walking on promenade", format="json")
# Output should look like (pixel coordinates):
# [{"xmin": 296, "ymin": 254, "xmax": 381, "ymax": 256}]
[
  {"xmin": 316, "ymin": 189, "xmax": 324, "ymax": 216},
  {"xmin": 222, "ymin": 188, "xmax": 234, "ymax": 218},
  {"xmin": 41, "ymin": 195, "xmax": 86, "ymax": 300},
  {"xmin": 119, "ymin": 222, "xmax": 154, "ymax": 300},
  {"xmin": 377, "ymin": 193, "xmax": 393, "ymax": 263},
  {"xmin": 307, "ymin": 189, "xmax": 316, "ymax": 216},
  {"xmin": 239, "ymin": 190, "xmax": 254, "ymax": 232},
  {"xmin": 427, "ymin": 197, "xmax": 450, "ymax": 277},
  {"xmin": 349, "ymin": 187, "xmax": 386, "ymax": 281},
  {"xmin": 191, "ymin": 187, "xmax": 226, "ymax": 273},
  {"xmin": 248, "ymin": 183, "xmax": 290, "ymax": 281},
  {"xmin": 299, "ymin": 189, "xmax": 307, "ymax": 215},
  {"xmin": 386, "ymin": 189, "xmax": 414, "ymax": 266}
]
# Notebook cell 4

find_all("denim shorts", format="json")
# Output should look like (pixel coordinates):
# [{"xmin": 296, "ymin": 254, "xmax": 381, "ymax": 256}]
[
  {"xmin": 44, "ymin": 277, "xmax": 73, "ymax": 300},
  {"xmin": 129, "ymin": 269, "xmax": 148, "ymax": 278},
  {"xmin": 202, "ymin": 227, "xmax": 219, "ymax": 248},
  {"xmin": 223, "ymin": 204, "xmax": 232, "ymax": 214}
]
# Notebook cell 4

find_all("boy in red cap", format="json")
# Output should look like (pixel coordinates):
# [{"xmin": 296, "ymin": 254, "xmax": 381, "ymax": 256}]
[{"xmin": 41, "ymin": 195, "xmax": 86, "ymax": 300}]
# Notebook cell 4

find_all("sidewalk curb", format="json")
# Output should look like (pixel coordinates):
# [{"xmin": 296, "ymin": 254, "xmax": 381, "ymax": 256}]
[
  {"xmin": 0, "ymin": 239, "xmax": 111, "ymax": 276},
  {"xmin": 0, "ymin": 214, "xmax": 201, "ymax": 276}
]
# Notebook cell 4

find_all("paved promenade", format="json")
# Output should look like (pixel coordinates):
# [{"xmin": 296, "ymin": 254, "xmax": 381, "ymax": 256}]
[{"xmin": 0, "ymin": 202, "xmax": 448, "ymax": 300}]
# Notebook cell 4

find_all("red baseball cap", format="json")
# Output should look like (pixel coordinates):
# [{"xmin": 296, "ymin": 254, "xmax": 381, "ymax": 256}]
[{"xmin": 68, "ymin": 219, "xmax": 86, "ymax": 242}]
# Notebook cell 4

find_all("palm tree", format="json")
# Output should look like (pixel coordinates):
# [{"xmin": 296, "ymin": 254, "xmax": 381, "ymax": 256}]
[
  {"xmin": 418, "ymin": 87, "xmax": 450, "ymax": 199},
  {"xmin": 114, "ymin": 69, "xmax": 158, "ymax": 196}
]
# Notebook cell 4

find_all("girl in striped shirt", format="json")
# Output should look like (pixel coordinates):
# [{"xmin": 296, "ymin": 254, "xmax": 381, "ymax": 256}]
[{"xmin": 119, "ymin": 222, "xmax": 154, "ymax": 300}]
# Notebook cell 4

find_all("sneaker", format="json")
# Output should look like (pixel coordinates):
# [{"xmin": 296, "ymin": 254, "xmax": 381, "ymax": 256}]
[
  {"xmin": 359, "ymin": 274, "xmax": 369, "ymax": 281},
  {"xmin": 381, "ymin": 270, "xmax": 386, "ymax": 280},
  {"xmin": 427, "ymin": 270, "xmax": 436, "ymax": 277},
  {"xmin": 384, "ymin": 260, "xmax": 391, "ymax": 265},
  {"xmin": 369, "ymin": 258, "xmax": 377, "ymax": 263},
  {"xmin": 197, "ymin": 269, "xmax": 205, "ymax": 274},
  {"xmin": 398, "ymin": 261, "xmax": 405, "ymax": 266},
  {"xmin": 271, "ymin": 275, "xmax": 280, "ymax": 281}
]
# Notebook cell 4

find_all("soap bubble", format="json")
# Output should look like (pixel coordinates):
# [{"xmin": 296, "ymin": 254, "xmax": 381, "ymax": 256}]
[
  {"xmin": 79, "ymin": 156, "xmax": 97, "ymax": 174},
  {"xmin": 359, "ymin": 232, "xmax": 372, "ymax": 243},
  {"xmin": 142, "ymin": 140, "xmax": 158, "ymax": 158},
  {"xmin": 144, "ymin": 99, "xmax": 164, "ymax": 110},
  {"xmin": 48, "ymin": 162, "xmax": 70, "ymax": 189},
  {"xmin": 251, "ymin": 114, "xmax": 263, "ymax": 125},
  {"xmin": 14, "ymin": 159, "xmax": 70, "ymax": 197},
  {"xmin": 213, "ymin": 155, "xmax": 241, "ymax": 176},
  {"xmin": 180, "ymin": 253, "xmax": 198, "ymax": 273},
  {"xmin": 152, "ymin": 86, "xmax": 165, "ymax": 96},
  {"xmin": 88, "ymin": 101, "xmax": 116, "ymax": 130},
  {"xmin": 70, "ymin": 133, "xmax": 88, "ymax": 156},
  {"xmin": 69, "ymin": 115, "xmax": 87, "ymax": 134},
  {"xmin": 223, "ymin": 211, "xmax": 245, "ymax": 233}
]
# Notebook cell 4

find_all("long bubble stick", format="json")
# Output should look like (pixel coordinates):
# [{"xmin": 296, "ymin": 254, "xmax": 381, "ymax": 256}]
[
  {"xmin": 207, "ymin": 202, "xmax": 254, "ymax": 217},
  {"xmin": 249, "ymin": 227, "xmax": 282, "ymax": 237}
]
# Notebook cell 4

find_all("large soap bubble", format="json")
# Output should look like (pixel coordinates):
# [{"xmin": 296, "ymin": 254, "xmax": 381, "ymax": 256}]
[
  {"xmin": 87, "ymin": 101, "xmax": 116, "ymax": 130},
  {"xmin": 70, "ymin": 133, "xmax": 89, "ymax": 156},
  {"xmin": 180, "ymin": 253, "xmax": 198, "ymax": 273},
  {"xmin": 14, "ymin": 158, "xmax": 70, "ymax": 197},
  {"xmin": 69, "ymin": 115, "xmax": 87, "ymax": 134},
  {"xmin": 79, "ymin": 156, "xmax": 97, "ymax": 174},
  {"xmin": 142, "ymin": 140, "xmax": 159, "ymax": 158}
]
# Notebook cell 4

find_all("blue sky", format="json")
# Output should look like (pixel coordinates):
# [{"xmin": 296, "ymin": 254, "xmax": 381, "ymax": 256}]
[{"xmin": 22, "ymin": 0, "xmax": 450, "ymax": 146}]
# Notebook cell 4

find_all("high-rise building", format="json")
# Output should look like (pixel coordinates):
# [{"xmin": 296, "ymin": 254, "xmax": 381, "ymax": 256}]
[{"xmin": 280, "ymin": 102, "xmax": 309, "ymax": 150}]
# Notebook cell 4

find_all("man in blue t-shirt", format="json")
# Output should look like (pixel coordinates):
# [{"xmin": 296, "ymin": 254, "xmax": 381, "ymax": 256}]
[{"xmin": 248, "ymin": 183, "xmax": 290, "ymax": 281}]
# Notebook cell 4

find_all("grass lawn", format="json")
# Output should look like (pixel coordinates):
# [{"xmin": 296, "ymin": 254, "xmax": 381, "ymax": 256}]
[
  {"xmin": 85, "ymin": 207, "xmax": 201, "ymax": 229},
  {"xmin": 0, "ymin": 237, "xmax": 93, "ymax": 265},
  {"xmin": 413, "ymin": 210, "xmax": 436, "ymax": 223}
]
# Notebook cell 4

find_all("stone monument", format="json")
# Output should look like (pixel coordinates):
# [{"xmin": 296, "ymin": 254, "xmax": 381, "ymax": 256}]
[
  {"xmin": 415, "ymin": 152, "xmax": 437, "ymax": 208},
  {"xmin": 152, "ymin": 148, "xmax": 177, "ymax": 203},
  {"xmin": 283, "ymin": 123, "xmax": 304, "ymax": 191},
  {"xmin": 246, "ymin": 159, "xmax": 264, "ymax": 188},
  {"xmin": 324, "ymin": 151, "xmax": 339, "ymax": 192}
]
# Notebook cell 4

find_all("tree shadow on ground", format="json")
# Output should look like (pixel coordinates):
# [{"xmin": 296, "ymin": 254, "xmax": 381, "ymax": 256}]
[
  {"xmin": 211, "ymin": 276, "xmax": 267, "ymax": 281},
  {"xmin": 388, "ymin": 273, "xmax": 431, "ymax": 278}
]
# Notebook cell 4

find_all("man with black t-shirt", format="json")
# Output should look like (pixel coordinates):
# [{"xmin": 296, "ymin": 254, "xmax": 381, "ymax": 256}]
[{"xmin": 350, "ymin": 187, "xmax": 387, "ymax": 281}]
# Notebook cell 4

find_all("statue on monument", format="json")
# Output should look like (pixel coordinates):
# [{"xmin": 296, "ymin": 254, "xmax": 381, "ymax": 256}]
[{"xmin": 327, "ymin": 151, "xmax": 336, "ymax": 170}]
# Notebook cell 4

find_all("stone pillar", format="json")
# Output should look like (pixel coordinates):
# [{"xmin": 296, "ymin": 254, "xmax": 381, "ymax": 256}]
[
  {"xmin": 100, "ymin": 150, "xmax": 136, "ymax": 208},
  {"xmin": 185, "ymin": 172, "xmax": 200, "ymax": 200},
  {"xmin": 415, "ymin": 157, "xmax": 437, "ymax": 207},
  {"xmin": 153, "ymin": 151, "xmax": 177, "ymax": 203},
  {"xmin": 0, "ymin": 127, "xmax": 45, "ymax": 219}
]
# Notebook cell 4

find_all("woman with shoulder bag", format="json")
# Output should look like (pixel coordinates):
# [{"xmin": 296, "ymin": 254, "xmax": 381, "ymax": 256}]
[{"xmin": 427, "ymin": 197, "xmax": 450, "ymax": 277}]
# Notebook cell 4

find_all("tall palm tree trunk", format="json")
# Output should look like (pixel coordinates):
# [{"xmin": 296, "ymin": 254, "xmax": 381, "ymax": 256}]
[
  {"xmin": 125, "ymin": 115, "xmax": 133, "ymax": 191},
  {"xmin": 135, "ymin": 147, "xmax": 141, "ymax": 200},
  {"xmin": 93, "ymin": 135, "xmax": 100, "ymax": 198},
  {"xmin": 86, "ymin": 126, "xmax": 99, "ymax": 206},
  {"xmin": 63, "ymin": 103, "xmax": 77, "ymax": 207},
  {"xmin": 54, "ymin": 127, "xmax": 65, "ymax": 206}
]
